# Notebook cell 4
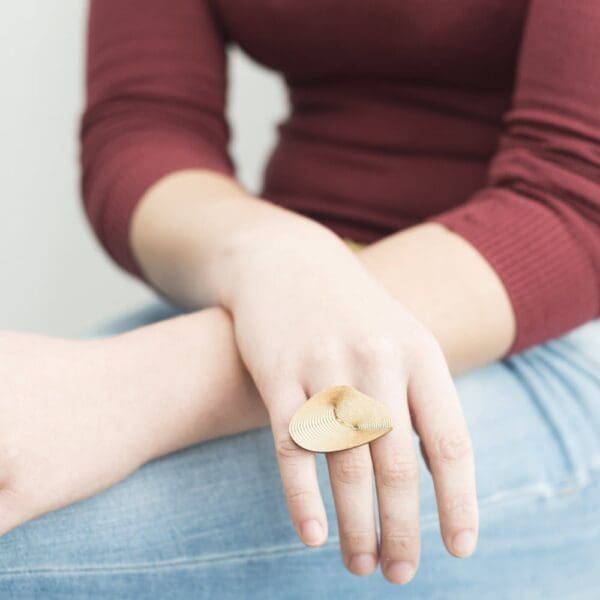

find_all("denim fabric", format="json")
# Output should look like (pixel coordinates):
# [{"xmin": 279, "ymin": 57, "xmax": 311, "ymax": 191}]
[{"xmin": 0, "ymin": 301, "xmax": 599, "ymax": 599}]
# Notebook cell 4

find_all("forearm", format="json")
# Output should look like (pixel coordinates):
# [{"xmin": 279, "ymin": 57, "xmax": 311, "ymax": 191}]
[
  {"xmin": 357, "ymin": 223, "xmax": 516, "ymax": 374},
  {"xmin": 0, "ymin": 270, "xmax": 510, "ymax": 521},
  {"xmin": 95, "ymin": 223, "xmax": 516, "ymax": 463},
  {"xmin": 131, "ymin": 169, "xmax": 516, "ymax": 376},
  {"xmin": 130, "ymin": 170, "xmax": 339, "ymax": 310},
  {"xmin": 101, "ymin": 307, "xmax": 268, "ymax": 464}
]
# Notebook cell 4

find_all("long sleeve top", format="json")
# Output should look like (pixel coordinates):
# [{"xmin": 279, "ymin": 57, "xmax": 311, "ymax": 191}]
[{"xmin": 80, "ymin": 0, "xmax": 600, "ymax": 354}]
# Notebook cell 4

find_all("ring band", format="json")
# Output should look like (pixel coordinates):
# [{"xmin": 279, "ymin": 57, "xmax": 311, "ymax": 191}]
[{"xmin": 343, "ymin": 237, "xmax": 366, "ymax": 253}]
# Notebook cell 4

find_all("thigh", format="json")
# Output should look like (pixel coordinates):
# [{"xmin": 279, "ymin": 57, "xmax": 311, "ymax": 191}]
[
  {"xmin": 410, "ymin": 318, "xmax": 600, "ymax": 599},
  {"xmin": 1, "ymin": 306, "xmax": 599, "ymax": 599}
]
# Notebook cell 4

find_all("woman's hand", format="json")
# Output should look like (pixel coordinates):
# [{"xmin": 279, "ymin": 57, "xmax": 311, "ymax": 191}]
[{"xmin": 217, "ymin": 221, "xmax": 479, "ymax": 584}]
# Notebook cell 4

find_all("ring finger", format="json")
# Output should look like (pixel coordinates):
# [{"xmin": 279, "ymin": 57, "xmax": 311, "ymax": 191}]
[{"xmin": 305, "ymin": 371, "xmax": 379, "ymax": 577}]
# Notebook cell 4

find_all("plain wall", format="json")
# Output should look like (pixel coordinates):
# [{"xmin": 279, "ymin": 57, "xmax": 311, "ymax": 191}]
[{"xmin": 0, "ymin": 1, "xmax": 287, "ymax": 336}]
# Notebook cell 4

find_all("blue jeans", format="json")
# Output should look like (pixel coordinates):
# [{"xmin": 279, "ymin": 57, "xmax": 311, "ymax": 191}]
[{"xmin": 0, "ymin": 301, "xmax": 599, "ymax": 599}]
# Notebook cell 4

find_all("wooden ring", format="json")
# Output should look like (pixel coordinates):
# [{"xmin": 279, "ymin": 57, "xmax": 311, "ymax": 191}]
[{"xmin": 289, "ymin": 384, "xmax": 393, "ymax": 453}]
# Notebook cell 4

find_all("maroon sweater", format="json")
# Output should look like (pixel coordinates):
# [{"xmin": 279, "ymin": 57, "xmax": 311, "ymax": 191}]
[{"xmin": 80, "ymin": 0, "xmax": 600, "ymax": 354}]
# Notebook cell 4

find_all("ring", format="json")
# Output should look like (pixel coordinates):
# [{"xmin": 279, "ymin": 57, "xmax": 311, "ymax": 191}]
[{"xmin": 289, "ymin": 385, "xmax": 393, "ymax": 453}]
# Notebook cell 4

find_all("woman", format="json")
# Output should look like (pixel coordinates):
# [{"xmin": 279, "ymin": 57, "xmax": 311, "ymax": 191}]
[{"xmin": 0, "ymin": 0, "xmax": 598, "ymax": 597}]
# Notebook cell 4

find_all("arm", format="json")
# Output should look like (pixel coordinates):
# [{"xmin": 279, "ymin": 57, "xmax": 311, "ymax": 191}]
[
  {"xmin": 425, "ymin": 0, "xmax": 600, "ymax": 354},
  {"xmin": 357, "ymin": 223, "xmax": 516, "ymax": 374},
  {"xmin": 23, "ymin": 0, "xmax": 593, "ymax": 577},
  {"xmin": 81, "ymin": 0, "xmax": 338, "ymax": 309},
  {"xmin": 358, "ymin": 1, "xmax": 600, "ymax": 371},
  {"xmin": 81, "ymin": 0, "xmax": 236, "ymax": 276},
  {"xmin": 81, "ymin": 0, "xmax": 515, "ymax": 374},
  {"xmin": 0, "ymin": 308, "xmax": 266, "ymax": 537},
  {"xmin": 82, "ymin": 5, "xmax": 481, "ymax": 582},
  {"xmin": 359, "ymin": 0, "xmax": 600, "ymax": 370},
  {"xmin": 131, "ymin": 171, "xmax": 516, "ymax": 374},
  {"xmin": 84, "ymin": 0, "xmax": 599, "ymax": 379}
]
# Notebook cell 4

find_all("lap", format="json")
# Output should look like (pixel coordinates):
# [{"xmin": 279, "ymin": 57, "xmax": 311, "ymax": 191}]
[{"xmin": 2, "ymin": 301, "xmax": 599, "ymax": 599}]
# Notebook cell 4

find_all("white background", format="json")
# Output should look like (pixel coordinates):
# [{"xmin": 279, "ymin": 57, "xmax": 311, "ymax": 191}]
[{"xmin": 0, "ymin": 1, "xmax": 287, "ymax": 336}]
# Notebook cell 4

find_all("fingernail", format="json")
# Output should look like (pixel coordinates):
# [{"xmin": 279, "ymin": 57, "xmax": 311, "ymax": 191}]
[
  {"xmin": 386, "ymin": 560, "xmax": 415, "ymax": 584},
  {"xmin": 301, "ymin": 519, "xmax": 325, "ymax": 545},
  {"xmin": 349, "ymin": 553, "xmax": 376, "ymax": 575},
  {"xmin": 452, "ymin": 530, "xmax": 476, "ymax": 557}
]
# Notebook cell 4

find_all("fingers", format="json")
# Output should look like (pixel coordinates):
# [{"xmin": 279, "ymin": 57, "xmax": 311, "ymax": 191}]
[
  {"xmin": 419, "ymin": 438, "xmax": 432, "ymax": 474},
  {"xmin": 326, "ymin": 446, "xmax": 378, "ymax": 576},
  {"xmin": 408, "ymin": 337, "xmax": 479, "ymax": 558},
  {"xmin": 268, "ymin": 381, "xmax": 329, "ymax": 548},
  {"xmin": 368, "ymin": 378, "xmax": 421, "ymax": 585},
  {"xmin": 305, "ymin": 361, "xmax": 379, "ymax": 576},
  {"xmin": 265, "ymin": 328, "xmax": 476, "ymax": 584}
]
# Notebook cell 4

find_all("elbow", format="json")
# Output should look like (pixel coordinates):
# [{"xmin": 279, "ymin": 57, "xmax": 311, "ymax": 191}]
[{"xmin": 78, "ymin": 97, "xmax": 235, "ymax": 275}]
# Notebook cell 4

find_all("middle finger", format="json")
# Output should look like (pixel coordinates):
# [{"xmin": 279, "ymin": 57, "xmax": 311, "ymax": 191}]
[{"xmin": 304, "ymin": 366, "xmax": 379, "ymax": 577}]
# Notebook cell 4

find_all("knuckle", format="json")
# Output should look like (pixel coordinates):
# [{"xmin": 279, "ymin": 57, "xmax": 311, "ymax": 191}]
[
  {"xmin": 433, "ymin": 432, "xmax": 473, "ymax": 463},
  {"xmin": 342, "ymin": 527, "xmax": 375, "ymax": 549},
  {"xmin": 285, "ymin": 486, "xmax": 316, "ymax": 508},
  {"xmin": 352, "ymin": 334, "xmax": 399, "ymax": 371},
  {"xmin": 332, "ymin": 449, "xmax": 372, "ymax": 485},
  {"xmin": 442, "ymin": 492, "xmax": 477, "ymax": 521},
  {"xmin": 379, "ymin": 457, "xmax": 419, "ymax": 489},
  {"xmin": 260, "ymin": 377, "xmax": 296, "ymax": 410},
  {"xmin": 416, "ymin": 328, "xmax": 444, "ymax": 360},
  {"xmin": 383, "ymin": 531, "xmax": 419, "ymax": 554},
  {"xmin": 275, "ymin": 355, "xmax": 299, "ymax": 384},
  {"xmin": 275, "ymin": 436, "xmax": 304, "ymax": 461},
  {"xmin": 306, "ymin": 334, "xmax": 343, "ymax": 366}
]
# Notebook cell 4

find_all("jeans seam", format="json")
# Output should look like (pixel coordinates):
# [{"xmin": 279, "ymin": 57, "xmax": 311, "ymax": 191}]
[{"xmin": 0, "ymin": 540, "xmax": 342, "ymax": 577}]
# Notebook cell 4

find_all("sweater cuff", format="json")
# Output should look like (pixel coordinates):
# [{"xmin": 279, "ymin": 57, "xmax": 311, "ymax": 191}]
[
  {"xmin": 83, "ymin": 132, "xmax": 234, "ymax": 279},
  {"xmin": 428, "ymin": 188, "xmax": 599, "ymax": 354}
]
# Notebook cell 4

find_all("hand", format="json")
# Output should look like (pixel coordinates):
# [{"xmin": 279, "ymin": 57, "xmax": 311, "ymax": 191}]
[{"xmin": 221, "ymin": 222, "xmax": 479, "ymax": 584}]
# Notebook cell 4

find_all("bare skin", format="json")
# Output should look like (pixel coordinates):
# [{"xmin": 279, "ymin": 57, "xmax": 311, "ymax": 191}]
[
  {"xmin": 131, "ymin": 169, "xmax": 515, "ymax": 584},
  {"xmin": 0, "ymin": 170, "xmax": 516, "ymax": 585},
  {"xmin": 0, "ymin": 309, "xmax": 266, "ymax": 538},
  {"xmin": 0, "ymin": 300, "xmax": 471, "ymax": 578}
]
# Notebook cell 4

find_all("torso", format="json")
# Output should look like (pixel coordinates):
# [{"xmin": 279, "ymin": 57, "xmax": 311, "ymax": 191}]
[{"xmin": 214, "ymin": 0, "xmax": 530, "ymax": 241}]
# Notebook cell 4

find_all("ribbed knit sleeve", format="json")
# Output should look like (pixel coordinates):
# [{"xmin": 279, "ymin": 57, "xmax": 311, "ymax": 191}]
[
  {"xmin": 429, "ymin": 0, "xmax": 600, "ymax": 354},
  {"xmin": 80, "ymin": 0, "xmax": 234, "ymax": 276}
]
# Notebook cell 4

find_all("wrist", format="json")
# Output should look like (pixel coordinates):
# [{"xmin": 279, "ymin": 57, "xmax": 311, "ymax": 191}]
[
  {"xmin": 131, "ymin": 168, "xmax": 342, "ymax": 310},
  {"xmin": 86, "ymin": 336, "xmax": 162, "ymax": 468},
  {"xmin": 97, "ymin": 307, "xmax": 265, "ymax": 465},
  {"xmin": 206, "ymin": 207, "xmax": 344, "ymax": 309}
]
